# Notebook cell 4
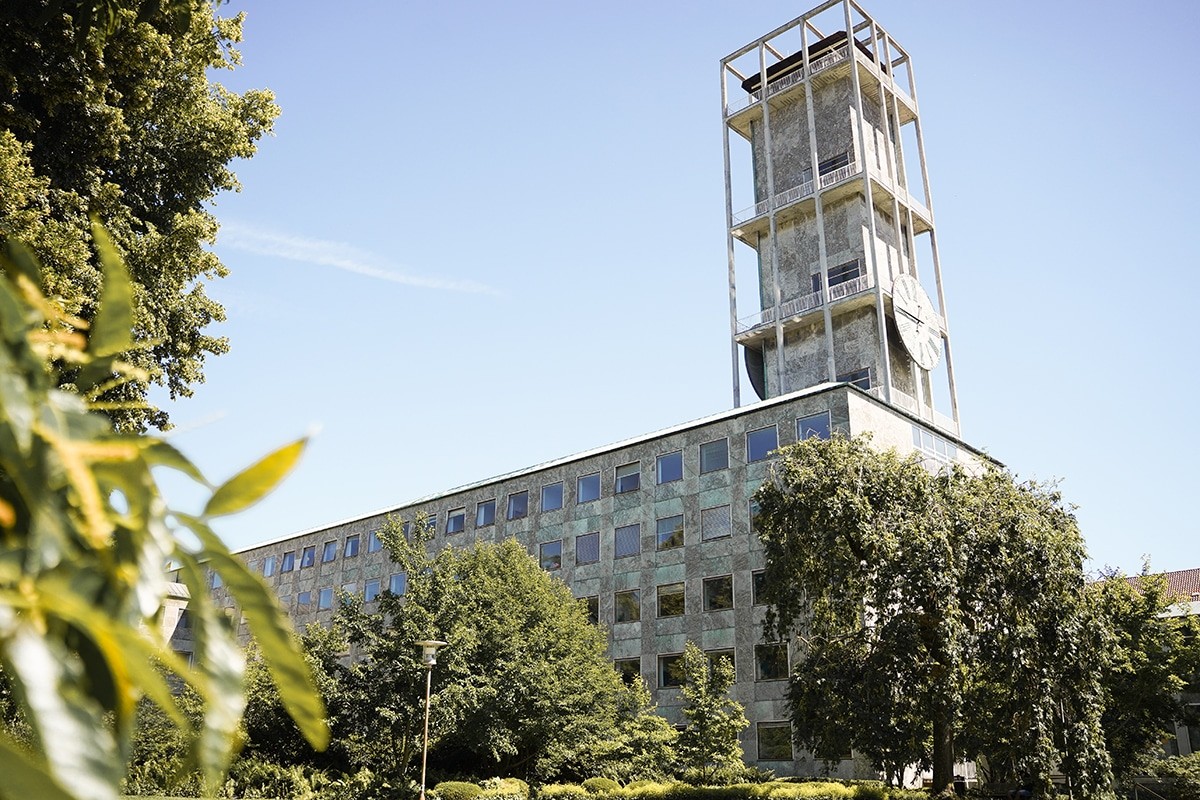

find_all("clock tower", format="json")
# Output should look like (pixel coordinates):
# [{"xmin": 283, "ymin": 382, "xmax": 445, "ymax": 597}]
[{"xmin": 721, "ymin": 0, "xmax": 960, "ymax": 437}]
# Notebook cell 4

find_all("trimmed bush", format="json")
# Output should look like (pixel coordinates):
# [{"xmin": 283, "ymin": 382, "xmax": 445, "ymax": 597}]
[
  {"xmin": 434, "ymin": 781, "xmax": 485, "ymax": 800},
  {"xmin": 541, "ymin": 784, "xmax": 595, "ymax": 800},
  {"xmin": 851, "ymin": 783, "xmax": 887, "ymax": 800},
  {"xmin": 480, "ymin": 777, "xmax": 531, "ymax": 800},
  {"xmin": 584, "ymin": 778, "xmax": 622, "ymax": 795}
]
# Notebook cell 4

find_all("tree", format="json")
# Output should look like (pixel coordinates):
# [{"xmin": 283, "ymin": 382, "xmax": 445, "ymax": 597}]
[
  {"xmin": 335, "ymin": 520, "xmax": 639, "ymax": 783},
  {"xmin": 1089, "ymin": 569, "xmax": 1200, "ymax": 787},
  {"xmin": 0, "ymin": 234, "xmax": 325, "ymax": 800},
  {"xmin": 754, "ymin": 434, "xmax": 1112, "ymax": 797},
  {"xmin": 599, "ymin": 676, "xmax": 679, "ymax": 782},
  {"xmin": 676, "ymin": 642, "xmax": 749, "ymax": 784},
  {"xmin": 0, "ymin": 0, "xmax": 279, "ymax": 430}
]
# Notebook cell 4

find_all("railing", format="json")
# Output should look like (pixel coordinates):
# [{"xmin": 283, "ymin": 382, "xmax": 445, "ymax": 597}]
[
  {"xmin": 889, "ymin": 387, "xmax": 959, "ymax": 436},
  {"xmin": 725, "ymin": 45, "xmax": 850, "ymax": 116},
  {"xmin": 731, "ymin": 164, "xmax": 856, "ymax": 226},
  {"xmin": 735, "ymin": 274, "xmax": 871, "ymax": 334}
]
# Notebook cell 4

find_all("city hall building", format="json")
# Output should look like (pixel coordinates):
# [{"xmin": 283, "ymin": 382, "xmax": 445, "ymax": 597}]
[{"xmin": 203, "ymin": 1, "xmax": 988, "ymax": 775}]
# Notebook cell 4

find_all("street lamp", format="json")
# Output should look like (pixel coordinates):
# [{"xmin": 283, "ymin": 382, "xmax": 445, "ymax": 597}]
[{"xmin": 415, "ymin": 639, "xmax": 447, "ymax": 800}]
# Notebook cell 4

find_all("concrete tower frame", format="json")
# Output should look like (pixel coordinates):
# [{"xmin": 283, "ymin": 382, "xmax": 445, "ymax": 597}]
[{"xmin": 721, "ymin": 0, "xmax": 961, "ymax": 437}]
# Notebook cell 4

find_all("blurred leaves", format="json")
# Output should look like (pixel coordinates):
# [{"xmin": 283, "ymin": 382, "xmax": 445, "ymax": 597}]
[{"xmin": 0, "ymin": 232, "xmax": 326, "ymax": 800}]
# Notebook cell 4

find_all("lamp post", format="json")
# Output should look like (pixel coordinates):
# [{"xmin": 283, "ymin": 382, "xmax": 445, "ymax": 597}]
[{"xmin": 416, "ymin": 639, "xmax": 447, "ymax": 800}]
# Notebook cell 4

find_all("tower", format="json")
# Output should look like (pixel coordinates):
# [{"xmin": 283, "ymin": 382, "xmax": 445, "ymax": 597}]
[{"xmin": 721, "ymin": 1, "xmax": 960, "ymax": 437}]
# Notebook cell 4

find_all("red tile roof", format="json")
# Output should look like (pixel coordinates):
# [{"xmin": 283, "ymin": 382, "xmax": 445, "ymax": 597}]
[{"xmin": 1125, "ymin": 567, "xmax": 1200, "ymax": 599}]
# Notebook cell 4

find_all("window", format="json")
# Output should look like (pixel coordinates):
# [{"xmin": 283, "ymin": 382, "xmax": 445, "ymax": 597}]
[
  {"xmin": 837, "ymin": 366, "xmax": 871, "ymax": 390},
  {"xmin": 476, "ymin": 499, "xmax": 496, "ymax": 527},
  {"xmin": 388, "ymin": 572, "xmax": 407, "ymax": 596},
  {"xmin": 614, "ymin": 523, "xmax": 641, "ymax": 558},
  {"xmin": 797, "ymin": 411, "xmax": 831, "ymax": 440},
  {"xmin": 699, "ymin": 438, "xmax": 729, "ymax": 473},
  {"xmin": 810, "ymin": 259, "xmax": 862, "ymax": 294},
  {"xmin": 321, "ymin": 541, "xmax": 337, "ymax": 563},
  {"xmin": 341, "ymin": 582, "xmax": 357, "ymax": 597},
  {"xmin": 297, "ymin": 590, "xmax": 312, "ymax": 609},
  {"xmin": 577, "ymin": 472, "xmax": 601, "ymax": 503},
  {"xmin": 752, "ymin": 570, "xmax": 767, "ymax": 605},
  {"xmin": 614, "ymin": 590, "xmax": 641, "ymax": 623},
  {"xmin": 576, "ymin": 532, "xmax": 600, "ymax": 565},
  {"xmin": 506, "ymin": 490, "xmax": 529, "ymax": 520},
  {"xmin": 615, "ymin": 658, "xmax": 641, "ymax": 685},
  {"xmin": 707, "ymin": 648, "xmax": 736, "ymax": 673},
  {"xmin": 912, "ymin": 425, "xmax": 958, "ymax": 463},
  {"xmin": 656, "ymin": 515, "xmax": 684, "ymax": 550},
  {"xmin": 746, "ymin": 426, "xmax": 778, "ymax": 462},
  {"xmin": 656, "ymin": 451, "xmax": 683, "ymax": 484},
  {"xmin": 210, "ymin": 571, "xmax": 222, "ymax": 589},
  {"xmin": 659, "ymin": 653, "xmax": 685, "ymax": 688},
  {"xmin": 701, "ymin": 505, "xmax": 732, "ymax": 541},
  {"xmin": 446, "ymin": 508, "xmax": 466, "ymax": 534},
  {"xmin": 818, "ymin": 150, "xmax": 851, "ymax": 176},
  {"xmin": 541, "ymin": 481, "xmax": 564, "ymax": 512},
  {"xmin": 757, "ymin": 722, "xmax": 794, "ymax": 760},
  {"xmin": 748, "ymin": 499, "xmax": 762, "ymax": 534},
  {"xmin": 615, "ymin": 462, "xmax": 640, "ymax": 494},
  {"xmin": 262, "ymin": 556, "xmax": 276, "ymax": 577},
  {"xmin": 364, "ymin": 579, "xmax": 381, "ymax": 603},
  {"xmin": 584, "ymin": 595, "xmax": 599, "ymax": 625},
  {"xmin": 756, "ymin": 644, "xmax": 789, "ymax": 681},
  {"xmin": 280, "ymin": 551, "xmax": 295, "ymax": 573},
  {"xmin": 344, "ymin": 534, "xmax": 360, "ymax": 558},
  {"xmin": 540, "ymin": 540, "xmax": 562, "ymax": 570},
  {"xmin": 367, "ymin": 530, "xmax": 383, "ymax": 553},
  {"xmin": 704, "ymin": 575, "xmax": 734, "ymax": 611},
  {"xmin": 317, "ymin": 587, "xmax": 334, "ymax": 611},
  {"xmin": 657, "ymin": 583, "xmax": 685, "ymax": 617},
  {"xmin": 300, "ymin": 546, "xmax": 316, "ymax": 568}
]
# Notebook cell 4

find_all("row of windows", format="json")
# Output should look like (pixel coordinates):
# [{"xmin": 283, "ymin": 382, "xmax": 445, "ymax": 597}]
[
  {"xmin": 614, "ymin": 643, "xmax": 789, "ymax": 688},
  {"xmin": 579, "ymin": 570, "xmax": 771, "ymax": 625},
  {"xmin": 238, "ymin": 412, "xmax": 833, "ymax": 585},
  {"xmin": 289, "ymin": 572, "xmax": 409, "ymax": 612}
]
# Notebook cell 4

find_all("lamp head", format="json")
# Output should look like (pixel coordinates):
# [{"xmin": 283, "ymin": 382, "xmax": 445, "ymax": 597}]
[{"xmin": 415, "ymin": 639, "xmax": 448, "ymax": 667}]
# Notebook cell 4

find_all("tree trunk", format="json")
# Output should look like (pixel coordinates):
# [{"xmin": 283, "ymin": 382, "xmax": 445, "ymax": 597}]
[{"xmin": 932, "ymin": 711, "xmax": 955, "ymax": 794}]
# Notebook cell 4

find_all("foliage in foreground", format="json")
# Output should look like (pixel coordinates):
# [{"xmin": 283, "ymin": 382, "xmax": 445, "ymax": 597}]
[
  {"xmin": 0, "ymin": 233, "xmax": 326, "ymax": 800},
  {"xmin": 754, "ymin": 434, "xmax": 1195, "ymax": 797},
  {"xmin": 676, "ymin": 642, "xmax": 749, "ymax": 785}
]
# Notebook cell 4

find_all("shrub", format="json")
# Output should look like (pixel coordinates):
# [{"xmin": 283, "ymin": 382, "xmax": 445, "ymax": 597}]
[
  {"xmin": 541, "ymin": 784, "xmax": 595, "ymax": 800},
  {"xmin": 764, "ymin": 782, "xmax": 855, "ymax": 800},
  {"xmin": 584, "ymin": 777, "xmax": 622, "ymax": 794},
  {"xmin": 435, "ymin": 781, "xmax": 486, "ymax": 800},
  {"xmin": 1145, "ymin": 753, "xmax": 1200, "ymax": 800},
  {"xmin": 851, "ymin": 783, "xmax": 887, "ymax": 800},
  {"xmin": 480, "ymin": 777, "xmax": 531, "ymax": 800}
]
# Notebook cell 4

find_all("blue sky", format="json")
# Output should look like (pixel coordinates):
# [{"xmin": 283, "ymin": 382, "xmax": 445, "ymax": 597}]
[{"xmin": 159, "ymin": 1, "xmax": 1199, "ymax": 575}]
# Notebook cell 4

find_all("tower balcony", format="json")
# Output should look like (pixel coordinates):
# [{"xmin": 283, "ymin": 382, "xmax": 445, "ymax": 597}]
[
  {"xmin": 730, "ymin": 160, "xmax": 931, "ymax": 245},
  {"xmin": 735, "ymin": 273, "xmax": 873, "ymax": 343},
  {"xmin": 882, "ymin": 385, "xmax": 959, "ymax": 437}
]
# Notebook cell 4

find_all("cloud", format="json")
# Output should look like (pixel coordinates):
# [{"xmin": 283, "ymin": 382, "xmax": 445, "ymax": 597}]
[{"xmin": 220, "ymin": 222, "xmax": 501, "ymax": 296}]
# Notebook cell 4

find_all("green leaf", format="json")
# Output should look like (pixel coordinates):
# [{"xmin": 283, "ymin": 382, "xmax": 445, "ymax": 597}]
[
  {"xmin": 178, "ymin": 514, "xmax": 330, "ymax": 750},
  {"xmin": 203, "ymin": 438, "xmax": 306, "ymax": 518},
  {"xmin": 1, "ymin": 239, "xmax": 42, "ymax": 287},
  {"xmin": 86, "ymin": 220, "xmax": 134, "ymax": 358},
  {"xmin": 0, "ymin": 734, "xmax": 76, "ymax": 800}
]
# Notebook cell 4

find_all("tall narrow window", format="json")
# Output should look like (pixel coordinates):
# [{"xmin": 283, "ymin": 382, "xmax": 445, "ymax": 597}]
[
  {"xmin": 577, "ymin": 473, "xmax": 601, "ymax": 503},
  {"xmin": 321, "ymin": 541, "xmax": 338, "ymax": 563},
  {"xmin": 280, "ymin": 551, "xmax": 295, "ymax": 573},
  {"xmin": 476, "ymin": 499, "xmax": 496, "ymax": 527},
  {"xmin": 584, "ymin": 595, "xmax": 600, "ymax": 625},
  {"xmin": 343, "ymin": 534, "xmax": 360, "ymax": 558},
  {"xmin": 366, "ymin": 530, "xmax": 383, "ymax": 553},
  {"xmin": 364, "ymin": 579, "xmax": 381, "ymax": 603},
  {"xmin": 656, "ymin": 451, "xmax": 683, "ymax": 484},
  {"xmin": 699, "ymin": 438, "xmax": 729, "ymax": 473},
  {"xmin": 262, "ymin": 556, "xmax": 276, "ymax": 577},
  {"xmin": 614, "ymin": 590, "xmax": 640, "ymax": 623},
  {"xmin": 614, "ymin": 523, "xmax": 641, "ymax": 558},
  {"xmin": 541, "ymin": 481, "xmax": 564, "ymax": 512},
  {"xmin": 539, "ymin": 540, "xmax": 562, "ymax": 571},
  {"xmin": 446, "ymin": 508, "xmax": 466, "ymax": 534},
  {"xmin": 615, "ymin": 463, "xmax": 640, "ymax": 494},
  {"xmin": 506, "ymin": 490, "xmax": 529, "ymax": 520},
  {"xmin": 659, "ymin": 654, "xmax": 685, "ymax": 688},
  {"xmin": 300, "ymin": 546, "xmax": 316, "ymax": 568},
  {"xmin": 701, "ymin": 505, "xmax": 732, "ymax": 541},
  {"xmin": 574, "ymin": 531, "xmax": 600, "ymax": 565},
  {"xmin": 317, "ymin": 587, "xmax": 334, "ymax": 611},
  {"xmin": 388, "ymin": 572, "xmax": 407, "ymax": 596},
  {"xmin": 657, "ymin": 583, "xmax": 685, "ymax": 617}
]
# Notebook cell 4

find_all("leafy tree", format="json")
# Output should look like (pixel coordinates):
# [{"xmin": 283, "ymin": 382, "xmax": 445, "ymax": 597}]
[
  {"xmin": 676, "ymin": 641, "xmax": 748, "ymax": 784},
  {"xmin": 754, "ymin": 434, "xmax": 1112, "ymax": 797},
  {"xmin": 336, "ymin": 519, "xmax": 648, "ymax": 784},
  {"xmin": 1089, "ymin": 569, "xmax": 1200, "ymax": 787},
  {"xmin": 594, "ymin": 676, "xmax": 679, "ymax": 783},
  {"xmin": 0, "ymin": 234, "xmax": 325, "ymax": 800},
  {"xmin": 0, "ymin": 0, "xmax": 279, "ymax": 430}
]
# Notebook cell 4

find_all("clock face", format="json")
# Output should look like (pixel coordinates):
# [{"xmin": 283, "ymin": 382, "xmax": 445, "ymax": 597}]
[{"xmin": 892, "ymin": 274, "xmax": 941, "ymax": 371}]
